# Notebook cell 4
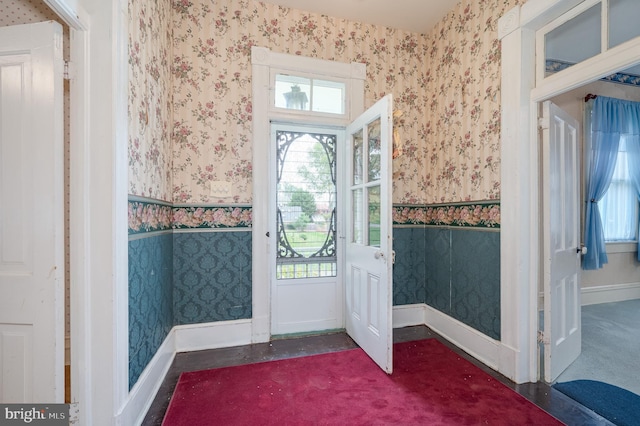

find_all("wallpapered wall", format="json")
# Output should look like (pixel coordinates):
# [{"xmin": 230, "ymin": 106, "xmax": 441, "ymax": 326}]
[
  {"xmin": 128, "ymin": 0, "xmax": 173, "ymax": 201},
  {"xmin": 128, "ymin": 0, "xmax": 525, "ymax": 205},
  {"xmin": 125, "ymin": 0, "xmax": 522, "ymax": 389}
]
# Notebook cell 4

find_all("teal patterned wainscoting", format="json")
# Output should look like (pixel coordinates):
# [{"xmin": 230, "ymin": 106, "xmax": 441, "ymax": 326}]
[
  {"xmin": 128, "ymin": 232, "xmax": 173, "ymax": 389},
  {"xmin": 173, "ymin": 230, "xmax": 252, "ymax": 324},
  {"xmin": 393, "ymin": 227, "xmax": 427, "ymax": 305},
  {"xmin": 393, "ymin": 202, "xmax": 501, "ymax": 340},
  {"xmin": 127, "ymin": 199, "xmax": 252, "ymax": 390}
]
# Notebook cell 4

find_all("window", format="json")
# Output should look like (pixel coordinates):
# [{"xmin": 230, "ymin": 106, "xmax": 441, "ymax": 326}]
[
  {"xmin": 538, "ymin": 0, "xmax": 640, "ymax": 83},
  {"xmin": 599, "ymin": 136, "xmax": 639, "ymax": 241},
  {"xmin": 275, "ymin": 129, "xmax": 337, "ymax": 279},
  {"xmin": 274, "ymin": 73, "xmax": 346, "ymax": 115}
]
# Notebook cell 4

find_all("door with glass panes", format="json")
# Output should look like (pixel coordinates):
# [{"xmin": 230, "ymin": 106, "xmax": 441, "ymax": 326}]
[{"xmin": 270, "ymin": 124, "xmax": 344, "ymax": 335}]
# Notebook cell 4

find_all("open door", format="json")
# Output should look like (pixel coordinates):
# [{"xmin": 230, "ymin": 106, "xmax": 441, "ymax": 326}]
[
  {"xmin": 345, "ymin": 94, "xmax": 393, "ymax": 373},
  {"xmin": 541, "ymin": 101, "xmax": 582, "ymax": 382},
  {"xmin": 0, "ymin": 22, "xmax": 65, "ymax": 402}
]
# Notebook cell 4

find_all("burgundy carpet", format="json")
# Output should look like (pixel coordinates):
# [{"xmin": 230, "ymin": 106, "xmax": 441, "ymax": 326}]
[{"xmin": 162, "ymin": 339, "xmax": 563, "ymax": 425}]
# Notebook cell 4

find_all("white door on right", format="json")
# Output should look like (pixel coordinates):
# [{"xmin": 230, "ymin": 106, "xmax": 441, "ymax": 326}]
[
  {"xmin": 345, "ymin": 94, "xmax": 393, "ymax": 374},
  {"xmin": 541, "ymin": 101, "xmax": 581, "ymax": 382}
]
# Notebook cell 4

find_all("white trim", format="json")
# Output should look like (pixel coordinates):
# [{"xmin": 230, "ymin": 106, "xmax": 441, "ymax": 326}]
[
  {"xmin": 251, "ymin": 47, "xmax": 366, "ymax": 343},
  {"xmin": 498, "ymin": 7, "xmax": 538, "ymax": 384},
  {"xmin": 116, "ymin": 332, "xmax": 175, "ymax": 426},
  {"xmin": 130, "ymin": 311, "xmax": 514, "ymax": 424},
  {"xmin": 392, "ymin": 304, "xmax": 426, "ymax": 328},
  {"xmin": 43, "ymin": 0, "xmax": 87, "ymax": 30},
  {"xmin": 531, "ymin": 36, "xmax": 640, "ymax": 101},
  {"xmin": 605, "ymin": 242, "xmax": 638, "ymax": 254},
  {"xmin": 424, "ymin": 305, "xmax": 502, "ymax": 373},
  {"xmin": 251, "ymin": 50, "xmax": 272, "ymax": 344},
  {"xmin": 114, "ymin": 0, "xmax": 130, "ymax": 416},
  {"xmin": 499, "ymin": 0, "xmax": 640, "ymax": 385},
  {"xmin": 174, "ymin": 319, "xmax": 253, "ymax": 353},
  {"xmin": 581, "ymin": 282, "xmax": 640, "ymax": 305},
  {"xmin": 392, "ymin": 304, "xmax": 510, "ymax": 379},
  {"xmin": 68, "ymin": 21, "xmax": 92, "ymax": 426},
  {"xmin": 122, "ymin": 320, "xmax": 252, "ymax": 424}
]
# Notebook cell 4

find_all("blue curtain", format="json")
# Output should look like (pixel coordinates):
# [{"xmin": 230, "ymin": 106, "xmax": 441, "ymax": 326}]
[
  {"xmin": 583, "ymin": 97, "xmax": 622, "ymax": 269},
  {"xmin": 584, "ymin": 96, "xmax": 640, "ymax": 269}
]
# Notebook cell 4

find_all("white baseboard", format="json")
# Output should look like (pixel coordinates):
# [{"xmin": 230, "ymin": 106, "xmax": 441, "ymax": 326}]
[
  {"xmin": 117, "ymin": 331, "xmax": 176, "ymax": 426},
  {"xmin": 392, "ymin": 304, "xmax": 503, "ymax": 374},
  {"xmin": 392, "ymin": 304, "xmax": 426, "ymax": 328},
  {"xmin": 581, "ymin": 282, "xmax": 640, "ymax": 305},
  {"xmin": 174, "ymin": 319, "xmax": 252, "ymax": 353},
  {"xmin": 128, "ymin": 311, "xmax": 513, "ymax": 424},
  {"xmin": 121, "ymin": 319, "xmax": 253, "ymax": 425},
  {"xmin": 423, "ymin": 305, "xmax": 501, "ymax": 371},
  {"xmin": 537, "ymin": 282, "xmax": 640, "ymax": 308}
]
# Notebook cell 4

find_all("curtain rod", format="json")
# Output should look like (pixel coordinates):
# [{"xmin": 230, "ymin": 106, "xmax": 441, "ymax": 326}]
[{"xmin": 585, "ymin": 93, "xmax": 597, "ymax": 102}]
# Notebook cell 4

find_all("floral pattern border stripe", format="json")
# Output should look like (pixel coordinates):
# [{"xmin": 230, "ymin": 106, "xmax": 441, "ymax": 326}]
[
  {"xmin": 546, "ymin": 59, "xmax": 640, "ymax": 87},
  {"xmin": 393, "ymin": 202, "xmax": 500, "ymax": 228},
  {"xmin": 172, "ymin": 206, "xmax": 252, "ymax": 229},
  {"xmin": 129, "ymin": 200, "xmax": 500, "ymax": 233},
  {"xmin": 129, "ymin": 201, "xmax": 173, "ymax": 235}
]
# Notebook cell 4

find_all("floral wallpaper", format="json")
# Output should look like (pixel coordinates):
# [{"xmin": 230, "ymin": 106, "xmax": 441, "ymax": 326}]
[
  {"xmin": 421, "ymin": 0, "xmax": 525, "ymax": 203},
  {"xmin": 170, "ymin": 0, "xmax": 428, "ymax": 204},
  {"xmin": 128, "ymin": 0, "xmax": 173, "ymax": 201},
  {"xmin": 128, "ymin": 0, "xmax": 525, "ymax": 205}
]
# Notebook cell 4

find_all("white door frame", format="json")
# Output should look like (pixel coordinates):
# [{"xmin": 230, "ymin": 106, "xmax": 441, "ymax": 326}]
[
  {"xmin": 251, "ymin": 47, "xmax": 366, "ymax": 343},
  {"xmin": 498, "ymin": 0, "xmax": 640, "ymax": 383},
  {"xmin": 44, "ymin": 0, "xmax": 130, "ymax": 423}
]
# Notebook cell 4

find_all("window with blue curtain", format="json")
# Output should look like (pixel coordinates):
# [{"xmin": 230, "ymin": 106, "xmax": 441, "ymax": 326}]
[
  {"xmin": 599, "ymin": 136, "xmax": 639, "ymax": 241},
  {"xmin": 583, "ymin": 96, "xmax": 640, "ymax": 270}
]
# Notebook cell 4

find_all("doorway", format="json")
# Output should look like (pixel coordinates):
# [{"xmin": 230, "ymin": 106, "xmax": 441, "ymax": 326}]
[
  {"xmin": 499, "ymin": 0, "xmax": 640, "ymax": 384},
  {"xmin": 545, "ymin": 77, "xmax": 640, "ymax": 391},
  {"xmin": 270, "ymin": 124, "xmax": 344, "ymax": 335}
]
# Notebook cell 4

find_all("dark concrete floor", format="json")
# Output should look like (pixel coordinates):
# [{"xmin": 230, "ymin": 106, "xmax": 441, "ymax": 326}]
[{"xmin": 142, "ymin": 326, "xmax": 613, "ymax": 425}]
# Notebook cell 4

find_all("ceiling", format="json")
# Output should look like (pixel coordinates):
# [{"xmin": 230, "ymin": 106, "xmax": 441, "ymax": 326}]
[{"xmin": 264, "ymin": 0, "xmax": 462, "ymax": 34}]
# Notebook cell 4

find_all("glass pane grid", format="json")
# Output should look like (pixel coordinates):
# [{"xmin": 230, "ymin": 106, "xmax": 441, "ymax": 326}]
[
  {"xmin": 367, "ymin": 119, "xmax": 381, "ymax": 182},
  {"xmin": 276, "ymin": 261, "xmax": 337, "ymax": 279},
  {"xmin": 368, "ymin": 186, "xmax": 381, "ymax": 247},
  {"xmin": 274, "ymin": 74, "xmax": 345, "ymax": 115}
]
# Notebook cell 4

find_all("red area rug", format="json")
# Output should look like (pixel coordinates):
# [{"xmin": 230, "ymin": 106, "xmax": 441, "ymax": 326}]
[{"xmin": 162, "ymin": 339, "xmax": 563, "ymax": 425}]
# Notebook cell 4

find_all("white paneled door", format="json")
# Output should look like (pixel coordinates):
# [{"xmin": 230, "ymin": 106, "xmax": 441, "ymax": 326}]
[
  {"xmin": 345, "ymin": 94, "xmax": 393, "ymax": 373},
  {"xmin": 541, "ymin": 101, "xmax": 582, "ymax": 382},
  {"xmin": 0, "ymin": 22, "xmax": 65, "ymax": 402}
]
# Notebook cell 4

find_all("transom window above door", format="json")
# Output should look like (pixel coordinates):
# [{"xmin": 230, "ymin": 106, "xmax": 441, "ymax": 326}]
[
  {"xmin": 537, "ymin": 0, "xmax": 640, "ymax": 83},
  {"xmin": 273, "ymin": 72, "xmax": 347, "ymax": 116}
]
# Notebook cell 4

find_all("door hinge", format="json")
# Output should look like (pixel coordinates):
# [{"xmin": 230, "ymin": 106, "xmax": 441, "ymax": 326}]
[
  {"xmin": 69, "ymin": 402, "xmax": 80, "ymax": 424},
  {"xmin": 64, "ymin": 61, "xmax": 74, "ymax": 80},
  {"xmin": 538, "ymin": 116, "xmax": 549, "ymax": 130},
  {"xmin": 537, "ymin": 330, "xmax": 549, "ymax": 345}
]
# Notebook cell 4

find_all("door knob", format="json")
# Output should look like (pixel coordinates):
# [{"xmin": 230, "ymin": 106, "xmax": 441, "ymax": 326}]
[
  {"xmin": 374, "ymin": 251, "xmax": 384, "ymax": 259},
  {"xmin": 577, "ymin": 245, "xmax": 587, "ymax": 254}
]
